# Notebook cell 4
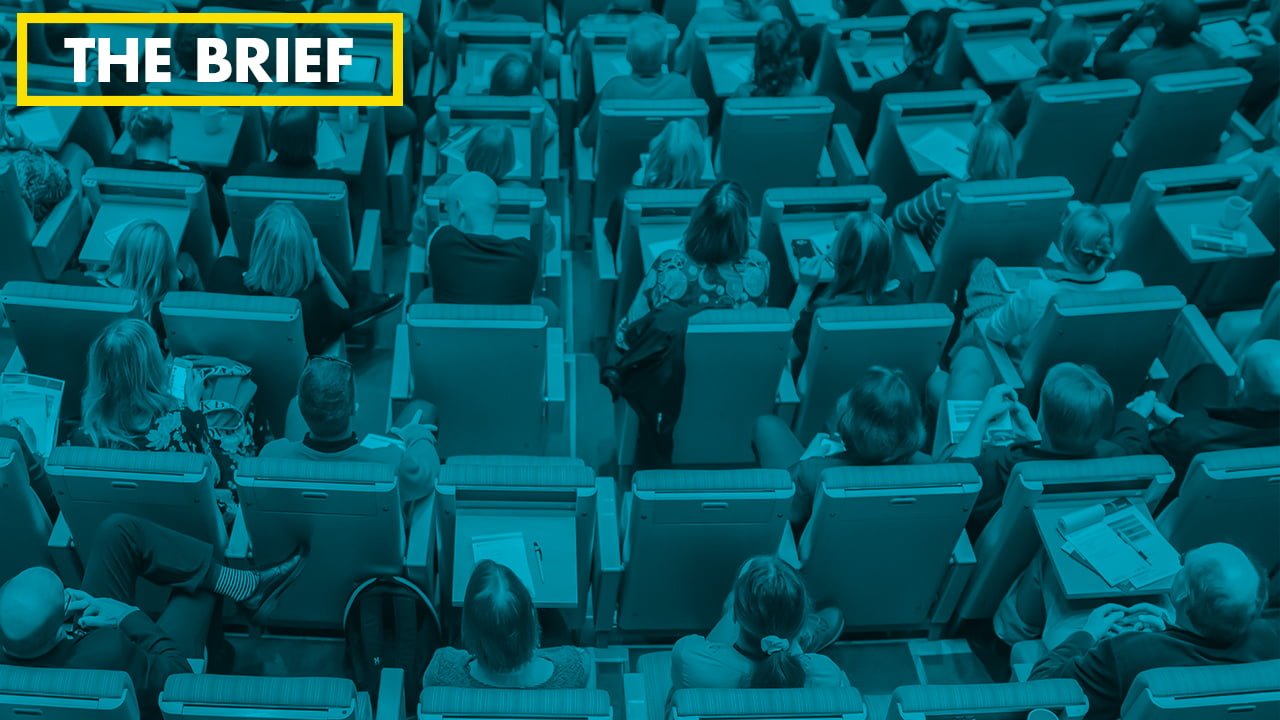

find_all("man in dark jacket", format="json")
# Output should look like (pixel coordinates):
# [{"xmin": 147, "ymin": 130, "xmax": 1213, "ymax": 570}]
[
  {"xmin": 1030, "ymin": 543, "xmax": 1280, "ymax": 720},
  {"xmin": 1093, "ymin": 0, "xmax": 1221, "ymax": 88}
]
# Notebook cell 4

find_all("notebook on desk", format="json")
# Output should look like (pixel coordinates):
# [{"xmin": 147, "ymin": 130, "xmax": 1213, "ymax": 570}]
[
  {"xmin": 1057, "ymin": 499, "xmax": 1180, "ymax": 589},
  {"xmin": 908, "ymin": 127, "xmax": 970, "ymax": 180},
  {"xmin": 472, "ymin": 532, "xmax": 538, "ymax": 596},
  {"xmin": 984, "ymin": 43, "xmax": 1041, "ymax": 77},
  {"xmin": 0, "ymin": 374, "xmax": 64, "ymax": 458}
]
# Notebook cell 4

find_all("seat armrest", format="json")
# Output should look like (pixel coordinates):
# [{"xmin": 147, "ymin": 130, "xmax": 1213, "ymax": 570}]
[
  {"xmin": 388, "ymin": 137, "xmax": 415, "ymax": 238},
  {"xmin": 354, "ymin": 210, "xmax": 384, "ymax": 295},
  {"xmin": 931, "ymin": 529, "xmax": 976, "ymax": 626},
  {"xmin": 411, "ymin": 64, "xmax": 435, "ymax": 120},
  {"xmin": 593, "ymin": 218, "xmax": 618, "ymax": 282},
  {"xmin": 894, "ymin": 230, "xmax": 935, "ymax": 302},
  {"xmin": 545, "ymin": 326, "xmax": 567, "ymax": 430},
  {"xmin": 391, "ymin": 323, "xmax": 413, "ymax": 401},
  {"xmin": 775, "ymin": 366, "xmax": 799, "ymax": 427},
  {"xmin": 975, "ymin": 318, "xmax": 1025, "ymax": 391},
  {"xmin": 1111, "ymin": 141, "xmax": 1128, "ymax": 160},
  {"xmin": 421, "ymin": 137, "xmax": 441, "ymax": 184},
  {"xmin": 827, "ymin": 124, "xmax": 868, "ymax": 185},
  {"xmin": 592, "ymin": 477, "xmax": 623, "ymax": 639},
  {"xmin": 405, "ymin": 494, "xmax": 436, "ymax": 593},
  {"xmin": 1225, "ymin": 111, "xmax": 1265, "ymax": 150},
  {"xmin": 1158, "ymin": 304, "xmax": 1237, "ymax": 403},
  {"xmin": 374, "ymin": 668, "xmax": 406, "ymax": 720},
  {"xmin": 623, "ymin": 672, "xmax": 648, "ymax": 720},
  {"xmin": 778, "ymin": 521, "xmax": 801, "ymax": 570},
  {"xmin": 48, "ymin": 514, "xmax": 82, "ymax": 586},
  {"xmin": 224, "ymin": 511, "xmax": 252, "ymax": 569},
  {"xmin": 574, "ymin": 128, "xmax": 596, "ymax": 184},
  {"xmin": 1009, "ymin": 640, "xmax": 1047, "ymax": 682},
  {"xmin": 32, "ymin": 190, "xmax": 84, "ymax": 280}
]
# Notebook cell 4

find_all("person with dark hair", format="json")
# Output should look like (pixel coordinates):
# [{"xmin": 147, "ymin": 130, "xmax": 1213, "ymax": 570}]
[
  {"xmin": 121, "ymin": 107, "xmax": 187, "ymax": 173},
  {"xmin": 464, "ymin": 125, "xmax": 519, "ymax": 184},
  {"xmin": 259, "ymin": 356, "xmax": 440, "ymax": 511},
  {"xmin": 1093, "ymin": 0, "xmax": 1220, "ymax": 86},
  {"xmin": 675, "ymin": 0, "xmax": 784, "ymax": 73},
  {"xmin": 754, "ymin": 367, "xmax": 929, "ymax": 525},
  {"xmin": 246, "ymin": 107, "xmax": 349, "ymax": 184},
  {"xmin": 615, "ymin": 180, "xmax": 770, "ymax": 347},
  {"xmin": 672, "ymin": 556, "xmax": 847, "ymax": 689},
  {"xmin": 734, "ymin": 19, "xmax": 813, "ymax": 98},
  {"xmin": 424, "ymin": 560, "xmax": 592, "ymax": 688},
  {"xmin": 488, "ymin": 53, "xmax": 561, "ymax": 144},
  {"xmin": 999, "ymin": 19, "xmax": 1095, "ymax": 136},
  {"xmin": 169, "ymin": 24, "xmax": 201, "ymax": 78},
  {"xmin": 1028, "ymin": 543, "xmax": 1280, "ymax": 720},
  {"xmin": 854, "ymin": 9, "xmax": 958, "ymax": 150},
  {"xmin": 580, "ymin": 20, "xmax": 696, "ymax": 147}
]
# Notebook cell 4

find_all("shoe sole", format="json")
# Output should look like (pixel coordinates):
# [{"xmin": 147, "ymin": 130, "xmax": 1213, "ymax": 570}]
[
  {"xmin": 248, "ymin": 555, "xmax": 307, "ymax": 626},
  {"xmin": 814, "ymin": 616, "xmax": 846, "ymax": 653}
]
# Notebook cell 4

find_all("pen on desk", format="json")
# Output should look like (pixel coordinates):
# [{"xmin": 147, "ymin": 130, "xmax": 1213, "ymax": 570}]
[
  {"xmin": 1118, "ymin": 532, "xmax": 1151, "ymax": 563},
  {"xmin": 533, "ymin": 542, "xmax": 546, "ymax": 583}
]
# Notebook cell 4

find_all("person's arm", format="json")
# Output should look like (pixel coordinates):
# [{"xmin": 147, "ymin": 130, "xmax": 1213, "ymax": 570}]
[
  {"xmin": 1110, "ymin": 407, "xmax": 1152, "ymax": 455},
  {"xmin": 950, "ymin": 384, "xmax": 1016, "ymax": 459},
  {"xmin": 788, "ymin": 256, "xmax": 825, "ymax": 321},
  {"xmin": 616, "ymin": 259, "xmax": 668, "ymax": 348},
  {"xmin": 389, "ymin": 423, "xmax": 441, "ymax": 504},
  {"xmin": 1094, "ymin": 2, "xmax": 1153, "ymax": 78},
  {"xmin": 985, "ymin": 285, "xmax": 1039, "ymax": 345},
  {"xmin": 891, "ymin": 180, "xmax": 948, "ymax": 234},
  {"xmin": 79, "ymin": 598, "xmax": 192, "ymax": 708}
]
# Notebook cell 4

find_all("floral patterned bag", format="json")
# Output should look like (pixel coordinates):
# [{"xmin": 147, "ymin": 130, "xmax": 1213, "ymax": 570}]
[{"xmin": 171, "ymin": 355, "xmax": 260, "ymax": 459}]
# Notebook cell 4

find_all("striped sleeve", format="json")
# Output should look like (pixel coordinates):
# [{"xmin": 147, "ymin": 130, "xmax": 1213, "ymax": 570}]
[{"xmin": 892, "ymin": 180, "xmax": 951, "ymax": 234}]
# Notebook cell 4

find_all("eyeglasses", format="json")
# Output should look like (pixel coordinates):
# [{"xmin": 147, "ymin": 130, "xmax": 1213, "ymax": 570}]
[{"xmin": 306, "ymin": 354, "xmax": 353, "ymax": 370}]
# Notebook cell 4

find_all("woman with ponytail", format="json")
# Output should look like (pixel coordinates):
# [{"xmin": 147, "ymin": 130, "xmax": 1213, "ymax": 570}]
[
  {"xmin": 854, "ymin": 9, "xmax": 959, "ymax": 150},
  {"xmin": 671, "ymin": 556, "xmax": 848, "ymax": 690}
]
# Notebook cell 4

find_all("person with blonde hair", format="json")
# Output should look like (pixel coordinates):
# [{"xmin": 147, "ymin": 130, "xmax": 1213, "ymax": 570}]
[
  {"xmin": 101, "ymin": 220, "xmax": 201, "ymax": 341},
  {"xmin": 604, "ymin": 118, "xmax": 707, "ymax": 251},
  {"xmin": 122, "ymin": 107, "xmax": 187, "ymax": 173},
  {"xmin": 891, "ymin": 120, "xmax": 1016, "ymax": 251},
  {"xmin": 1000, "ymin": 19, "xmax": 1096, "ymax": 135}
]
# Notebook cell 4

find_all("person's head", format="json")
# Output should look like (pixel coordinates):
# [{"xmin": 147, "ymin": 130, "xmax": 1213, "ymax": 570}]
[
  {"xmin": 966, "ymin": 120, "xmax": 1016, "ymax": 181},
  {"xmin": 627, "ymin": 21, "xmax": 667, "ymax": 76},
  {"xmin": 826, "ymin": 212, "xmax": 894, "ymax": 302},
  {"xmin": 1153, "ymin": 0, "xmax": 1201, "ymax": 46},
  {"xmin": 1045, "ymin": 19, "xmax": 1092, "ymax": 80},
  {"xmin": 461, "ymin": 560, "xmax": 539, "ymax": 673},
  {"xmin": 642, "ymin": 118, "xmax": 705, "ymax": 190},
  {"xmin": 831, "ymin": 367, "xmax": 925, "ymax": 464},
  {"xmin": 1036, "ymin": 363, "xmax": 1114, "ymax": 454},
  {"xmin": 296, "ymin": 355, "xmax": 356, "ymax": 440},
  {"xmin": 269, "ymin": 106, "xmax": 320, "ymax": 164},
  {"xmin": 1171, "ymin": 544, "xmax": 1266, "ymax": 643},
  {"xmin": 683, "ymin": 180, "xmax": 751, "ymax": 266},
  {"xmin": 467, "ymin": 0, "xmax": 498, "ymax": 13},
  {"xmin": 171, "ymin": 24, "xmax": 202, "ymax": 76},
  {"xmin": 732, "ymin": 556, "xmax": 809, "ymax": 689},
  {"xmin": 107, "ymin": 219, "xmax": 180, "ymax": 313},
  {"xmin": 904, "ymin": 10, "xmax": 946, "ymax": 70},
  {"xmin": 245, "ymin": 201, "xmax": 318, "ymax": 298},
  {"xmin": 489, "ymin": 53, "xmax": 537, "ymax": 96},
  {"xmin": 82, "ymin": 318, "xmax": 172, "ymax": 445},
  {"xmin": 1237, "ymin": 339, "xmax": 1280, "ymax": 410},
  {"xmin": 1056, "ymin": 205, "xmax": 1117, "ymax": 275},
  {"xmin": 122, "ymin": 107, "xmax": 173, "ymax": 157},
  {"xmin": 751, "ymin": 19, "xmax": 805, "ymax": 97},
  {"xmin": 0, "ymin": 568, "xmax": 66, "ymax": 660},
  {"xmin": 445, "ymin": 171, "xmax": 501, "ymax": 234},
  {"xmin": 464, "ymin": 125, "xmax": 517, "ymax": 183},
  {"xmin": 725, "ymin": 0, "xmax": 771, "ymax": 21}
]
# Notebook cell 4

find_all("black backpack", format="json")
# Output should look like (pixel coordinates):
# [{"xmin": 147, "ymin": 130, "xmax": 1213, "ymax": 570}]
[{"xmin": 343, "ymin": 576, "xmax": 442, "ymax": 710}]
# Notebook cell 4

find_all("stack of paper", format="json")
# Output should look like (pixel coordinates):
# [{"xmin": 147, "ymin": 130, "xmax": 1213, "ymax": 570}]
[
  {"xmin": 909, "ymin": 128, "xmax": 970, "ymax": 180},
  {"xmin": 869, "ymin": 56, "xmax": 906, "ymax": 80},
  {"xmin": 1058, "ymin": 500, "xmax": 1180, "ymax": 588},
  {"xmin": 947, "ymin": 399, "xmax": 1015, "ymax": 446},
  {"xmin": 0, "ymin": 374, "xmax": 64, "ymax": 457},
  {"xmin": 985, "ymin": 44, "xmax": 1041, "ymax": 78},
  {"xmin": 472, "ymin": 532, "xmax": 537, "ymax": 596},
  {"xmin": 314, "ymin": 121, "xmax": 348, "ymax": 169},
  {"xmin": 1200, "ymin": 20, "xmax": 1250, "ymax": 48},
  {"xmin": 725, "ymin": 55, "xmax": 754, "ymax": 82}
]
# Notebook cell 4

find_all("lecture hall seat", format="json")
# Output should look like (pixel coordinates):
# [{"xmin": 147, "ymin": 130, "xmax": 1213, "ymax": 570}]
[
  {"xmin": 158, "ymin": 673, "xmax": 373, "ymax": 720},
  {"xmin": 671, "ymin": 687, "xmax": 869, "ymax": 720},
  {"xmin": 885, "ymin": 680, "xmax": 1089, "ymax": 720},
  {"xmin": 418, "ymin": 687, "xmax": 614, "ymax": 720},
  {"xmin": 0, "ymin": 666, "xmax": 139, "ymax": 720},
  {"xmin": 866, "ymin": 89, "xmax": 990, "ymax": 208},
  {"xmin": 1120, "ymin": 660, "xmax": 1280, "ymax": 720},
  {"xmin": 0, "ymin": 159, "xmax": 84, "ymax": 288}
]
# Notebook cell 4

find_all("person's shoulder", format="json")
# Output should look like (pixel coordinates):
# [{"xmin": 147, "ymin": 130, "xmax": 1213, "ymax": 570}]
[
  {"xmin": 541, "ymin": 646, "xmax": 593, "ymax": 687},
  {"xmin": 799, "ymin": 653, "xmax": 849, "ymax": 687},
  {"xmin": 258, "ymin": 438, "xmax": 305, "ymax": 458},
  {"xmin": 423, "ymin": 647, "xmax": 474, "ymax": 687},
  {"xmin": 741, "ymin": 248, "xmax": 770, "ymax": 267}
]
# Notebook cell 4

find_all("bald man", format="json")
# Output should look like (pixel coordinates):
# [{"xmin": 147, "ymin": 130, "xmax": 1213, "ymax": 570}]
[
  {"xmin": 1030, "ymin": 543, "xmax": 1279, "ymax": 719},
  {"xmin": 1, "ymin": 515, "xmax": 303, "ymax": 713},
  {"xmin": 423, "ymin": 172, "xmax": 539, "ymax": 305},
  {"xmin": 1094, "ymin": 0, "xmax": 1221, "ymax": 87},
  {"xmin": 1123, "ymin": 338, "xmax": 1280, "ymax": 479},
  {"xmin": 579, "ymin": 20, "xmax": 696, "ymax": 148}
]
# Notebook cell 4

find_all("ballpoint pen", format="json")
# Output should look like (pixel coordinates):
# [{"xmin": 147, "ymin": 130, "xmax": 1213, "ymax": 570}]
[{"xmin": 533, "ymin": 542, "xmax": 545, "ymax": 583}]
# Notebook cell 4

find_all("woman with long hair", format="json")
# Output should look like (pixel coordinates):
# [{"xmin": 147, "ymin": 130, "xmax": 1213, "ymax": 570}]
[
  {"xmin": 604, "ymin": 118, "xmax": 708, "ymax": 251},
  {"xmin": 736, "ymin": 20, "xmax": 812, "ymax": 98}
]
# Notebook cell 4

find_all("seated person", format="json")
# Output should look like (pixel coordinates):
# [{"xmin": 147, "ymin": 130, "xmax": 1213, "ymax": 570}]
[
  {"xmin": 754, "ymin": 367, "xmax": 929, "ymax": 526},
  {"xmin": 208, "ymin": 201, "xmax": 401, "ymax": 354},
  {"xmin": 431, "ymin": 125, "xmax": 525, "ymax": 189},
  {"xmin": 789, "ymin": 212, "xmax": 909, "ymax": 368},
  {"xmin": 672, "ymin": 555, "xmax": 847, "ymax": 689},
  {"xmin": 733, "ymin": 20, "xmax": 814, "ymax": 98},
  {"xmin": 0, "ymin": 419, "xmax": 56, "ymax": 522},
  {"xmin": 0, "ymin": 515, "xmax": 304, "ymax": 714},
  {"xmin": 675, "ymin": 0, "xmax": 783, "ymax": 74},
  {"xmin": 891, "ymin": 119, "xmax": 1015, "ymax": 252},
  {"xmin": 999, "ymin": 19, "xmax": 1095, "ymax": 136},
  {"xmin": 0, "ymin": 106, "xmax": 73, "ymax": 224},
  {"xmin": 942, "ymin": 361, "xmax": 1146, "ymax": 537},
  {"xmin": 169, "ymin": 24, "xmax": 201, "ymax": 79},
  {"xmin": 580, "ymin": 21, "xmax": 697, "ymax": 147},
  {"xmin": 437, "ymin": 0, "xmax": 563, "ymax": 77},
  {"xmin": 424, "ymin": 560, "xmax": 592, "ymax": 688},
  {"xmin": 422, "ymin": 172, "xmax": 541, "ymax": 306},
  {"xmin": 69, "ymin": 319, "xmax": 270, "ymax": 486},
  {"xmin": 1122, "ymin": 339, "xmax": 1280, "ymax": 480},
  {"xmin": 604, "ymin": 118, "xmax": 708, "ymax": 251},
  {"xmin": 1094, "ymin": 0, "xmax": 1221, "ymax": 88},
  {"xmin": 1029, "ymin": 543, "xmax": 1280, "ymax": 720},
  {"xmin": 854, "ymin": 10, "xmax": 957, "ymax": 151},
  {"xmin": 962, "ymin": 205, "xmax": 1143, "ymax": 355},
  {"xmin": 260, "ymin": 355, "xmax": 439, "ymax": 509},
  {"xmin": 244, "ymin": 106, "xmax": 363, "ymax": 226},
  {"xmin": 122, "ymin": 107, "xmax": 189, "ymax": 173},
  {"xmin": 616, "ymin": 180, "xmax": 770, "ymax": 347}
]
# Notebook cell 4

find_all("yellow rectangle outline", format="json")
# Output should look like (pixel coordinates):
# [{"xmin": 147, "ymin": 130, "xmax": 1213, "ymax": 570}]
[{"xmin": 16, "ymin": 12, "xmax": 404, "ymax": 107}]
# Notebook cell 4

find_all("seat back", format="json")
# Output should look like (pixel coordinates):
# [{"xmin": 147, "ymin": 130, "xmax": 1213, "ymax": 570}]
[
  {"xmin": 419, "ymin": 688, "xmax": 612, "ymax": 720},
  {"xmin": 405, "ymin": 304, "xmax": 549, "ymax": 457},
  {"xmin": 814, "ymin": 17, "xmax": 908, "ymax": 101},
  {"xmin": 937, "ymin": 9, "xmax": 1045, "ymax": 81},
  {"xmin": 959, "ymin": 455, "xmax": 1175, "ymax": 620},
  {"xmin": 0, "ymin": 161, "xmax": 79, "ymax": 286},
  {"xmin": 1121, "ymin": 660, "xmax": 1280, "ymax": 720},
  {"xmin": 672, "ymin": 688, "xmax": 867, "ymax": 720},
  {"xmin": 82, "ymin": 168, "xmax": 216, "ymax": 272},
  {"xmin": 676, "ymin": 309, "xmax": 792, "ymax": 465},
  {"xmin": 0, "ymin": 282, "xmax": 140, "ymax": 418},
  {"xmin": 0, "ymin": 667, "xmax": 138, "ymax": 720},
  {"xmin": 801, "ymin": 464, "xmax": 981, "ymax": 629},
  {"xmin": 619, "ymin": 469, "xmax": 792, "ymax": 632},
  {"xmin": 885, "ymin": 680, "xmax": 1088, "ymax": 720},
  {"xmin": 45, "ymin": 447, "xmax": 223, "ymax": 560},
  {"xmin": 1019, "ymin": 286, "xmax": 1185, "ymax": 408},
  {"xmin": 159, "ymin": 292, "xmax": 307, "ymax": 436},
  {"xmin": 594, "ymin": 99, "xmax": 709, "ymax": 220},
  {"xmin": 720, "ymin": 97, "xmax": 834, "ymax": 209},
  {"xmin": 234, "ymin": 458, "xmax": 403, "ymax": 629},
  {"xmin": 927, "ymin": 176, "xmax": 1074, "ymax": 304},
  {"xmin": 689, "ymin": 22, "xmax": 761, "ymax": 106},
  {"xmin": 794, "ymin": 304, "xmax": 953, "ymax": 443},
  {"xmin": 1251, "ymin": 163, "xmax": 1278, "ymax": 245},
  {"xmin": 614, "ymin": 188, "xmax": 706, "ymax": 328},
  {"xmin": 868, "ymin": 90, "xmax": 989, "ymax": 208},
  {"xmin": 1157, "ymin": 446, "xmax": 1280, "ymax": 571},
  {"xmin": 441, "ymin": 21, "xmax": 547, "ymax": 90},
  {"xmin": 159, "ymin": 674, "xmax": 360, "ymax": 720},
  {"xmin": 1017, "ymin": 80, "xmax": 1140, "ymax": 199},
  {"xmin": 223, "ymin": 177, "xmax": 354, "ymax": 278},
  {"xmin": 0, "ymin": 439, "xmax": 53, "ymax": 586},
  {"xmin": 435, "ymin": 95, "xmax": 546, "ymax": 182}
]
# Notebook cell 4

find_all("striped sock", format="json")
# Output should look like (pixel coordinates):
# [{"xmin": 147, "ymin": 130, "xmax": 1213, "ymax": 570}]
[{"xmin": 212, "ymin": 567, "xmax": 258, "ymax": 603}]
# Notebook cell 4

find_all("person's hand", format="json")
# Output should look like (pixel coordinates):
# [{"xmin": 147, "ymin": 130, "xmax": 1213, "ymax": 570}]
[
  {"xmin": 1010, "ymin": 401, "xmax": 1041, "ymax": 442},
  {"xmin": 1126, "ymin": 391, "xmax": 1157, "ymax": 419},
  {"xmin": 76, "ymin": 597, "xmax": 140, "ymax": 630},
  {"xmin": 63, "ymin": 588, "xmax": 94, "ymax": 619},
  {"xmin": 800, "ymin": 432, "xmax": 844, "ymax": 460},
  {"xmin": 1151, "ymin": 400, "xmax": 1183, "ymax": 428},
  {"xmin": 978, "ymin": 384, "xmax": 1017, "ymax": 424},
  {"xmin": 391, "ymin": 415, "xmax": 438, "ymax": 446},
  {"xmin": 6, "ymin": 416, "xmax": 40, "ymax": 456},
  {"xmin": 1082, "ymin": 603, "xmax": 1128, "ymax": 641},
  {"xmin": 797, "ymin": 256, "xmax": 826, "ymax": 288},
  {"xmin": 1119, "ymin": 603, "xmax": 1172, "ymax": 632},
  {"xmin": 1245, "ymin": 24, "xmax": 1276, "ymax": 46}
]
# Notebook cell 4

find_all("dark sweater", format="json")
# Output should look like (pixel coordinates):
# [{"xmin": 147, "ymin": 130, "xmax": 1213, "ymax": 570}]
[{"xmin": 426, "ymin": 225, "xmax": 539, "ymax": 305}]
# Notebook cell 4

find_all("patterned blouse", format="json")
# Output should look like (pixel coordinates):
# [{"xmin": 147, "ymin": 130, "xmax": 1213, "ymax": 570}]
[
  {"xmin": 617, "ymin": 248, "xmax": 771, "ymax": 348},
  {"xmin": 0, "ymin": 148, "xmax": 71, "ymax": 224}
]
